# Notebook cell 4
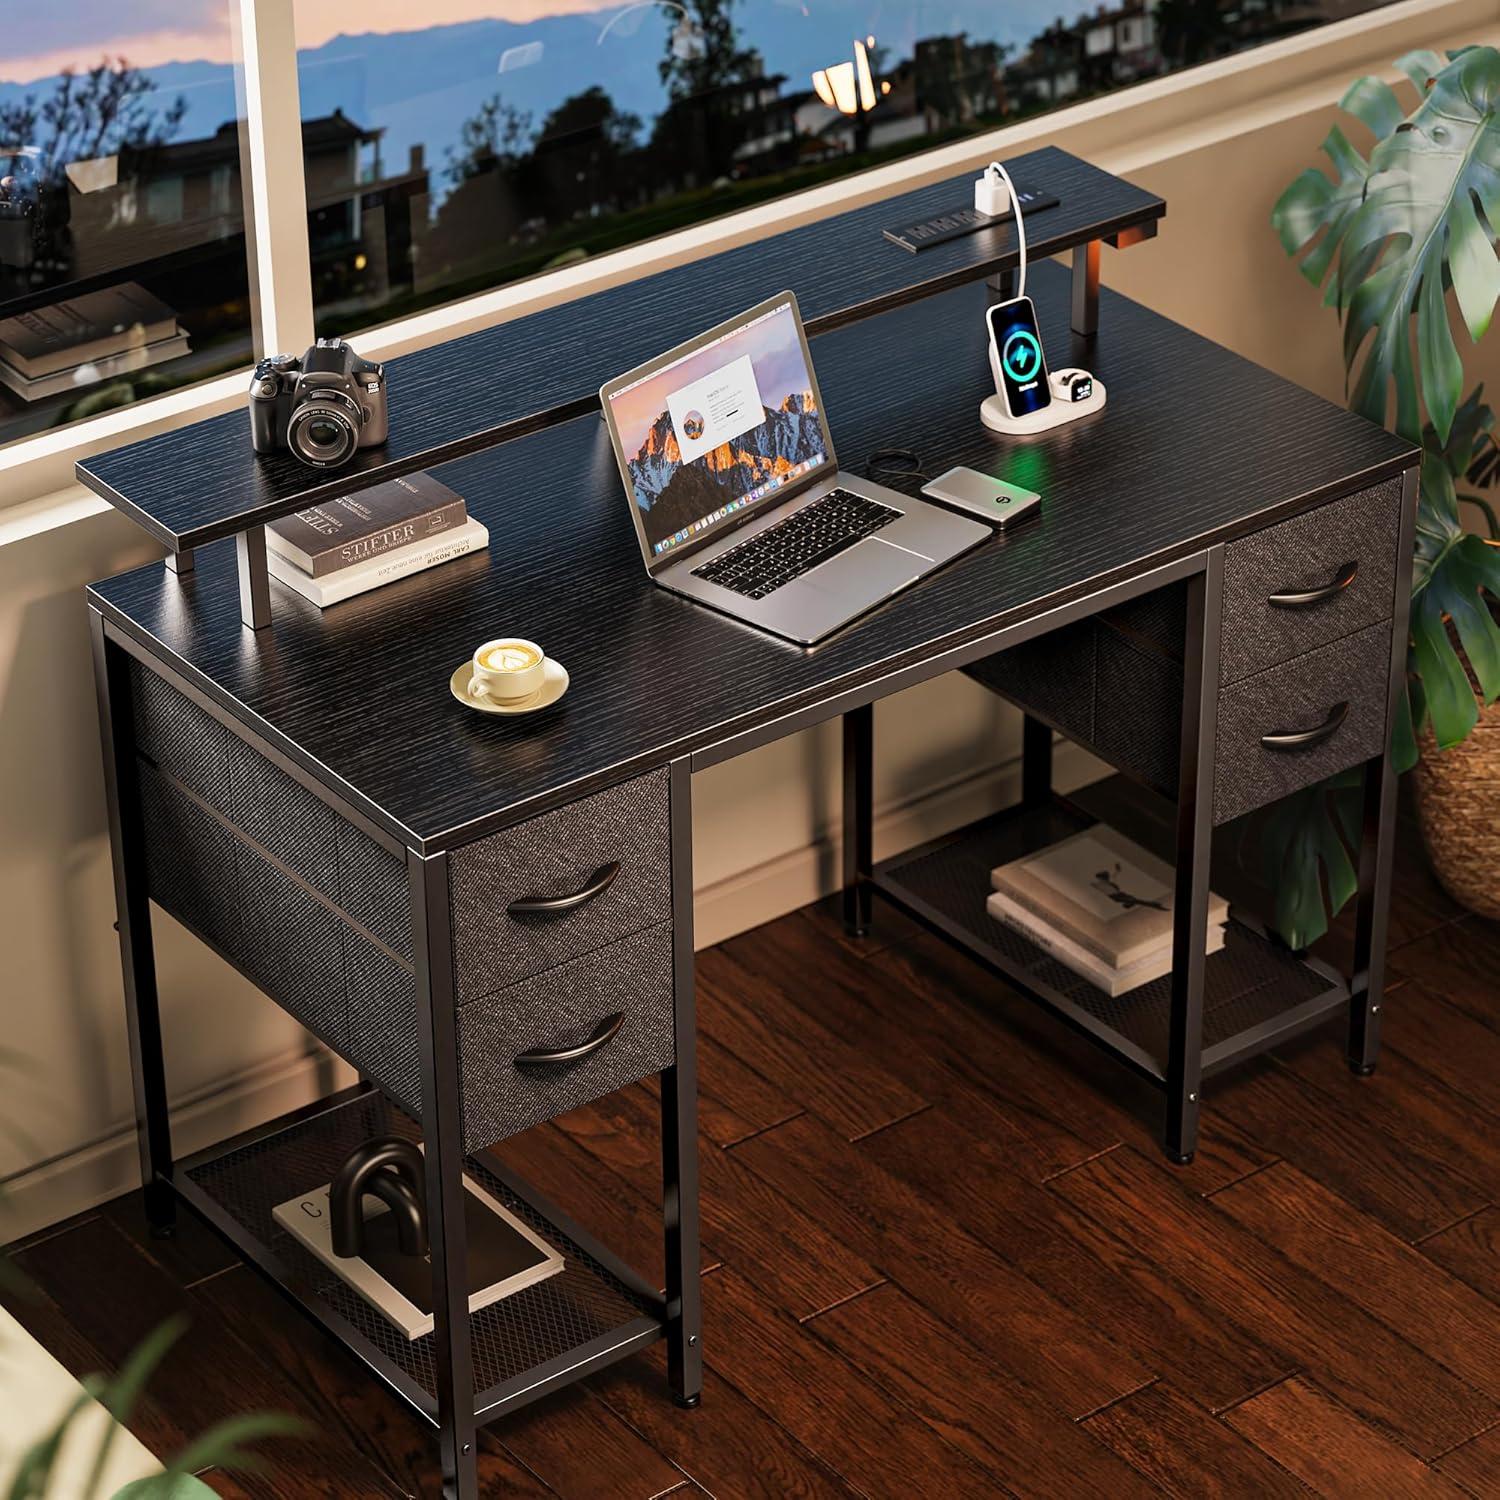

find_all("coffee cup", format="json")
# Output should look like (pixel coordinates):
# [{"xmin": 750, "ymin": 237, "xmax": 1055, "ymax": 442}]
[{"xmin": 469, "ymin": 637, "xmax": 546, "ymax": 703}]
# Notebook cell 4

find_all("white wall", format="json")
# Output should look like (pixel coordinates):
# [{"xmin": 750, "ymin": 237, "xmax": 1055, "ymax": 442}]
[{"xmin": 3, "ymin": 0, "xmax": 1496, "ymax": 1236}]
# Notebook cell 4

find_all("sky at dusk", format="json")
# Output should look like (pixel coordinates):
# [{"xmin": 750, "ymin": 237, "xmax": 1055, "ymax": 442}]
[{"xmin": 3, "ymin": 1, "xmax": 620, "ymax": 82}]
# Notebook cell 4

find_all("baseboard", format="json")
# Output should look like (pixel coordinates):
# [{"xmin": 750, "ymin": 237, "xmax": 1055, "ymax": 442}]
[
  {"xmin": 3, "ymin": 741, "xmax": 1100, "ymax": 1240},
  {"xmin": 0, "ymin": 1045, "xmax": 357, "ymax": 1245}
]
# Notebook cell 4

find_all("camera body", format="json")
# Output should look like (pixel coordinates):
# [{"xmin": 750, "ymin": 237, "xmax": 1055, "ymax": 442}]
[{"xmin": 249, "ymin": 338, "xmax": 388, "ymax": 468}]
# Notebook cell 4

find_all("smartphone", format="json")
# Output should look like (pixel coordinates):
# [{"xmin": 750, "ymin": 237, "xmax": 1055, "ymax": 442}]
[{"xmin": 987, "ymin": 296, "xmax": 1052, "ymax": 419}]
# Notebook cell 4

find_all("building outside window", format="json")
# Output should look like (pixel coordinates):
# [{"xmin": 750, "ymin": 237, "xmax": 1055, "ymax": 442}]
[{"xmin": 0, "ymin": 0, "xmax": 1399, "ymax": 457}]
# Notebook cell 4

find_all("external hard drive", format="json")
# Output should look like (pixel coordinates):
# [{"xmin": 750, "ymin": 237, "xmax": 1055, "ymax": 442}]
[{"xmin": 920, "ymin": 466, "xmax": 1040, "ymax": 527}]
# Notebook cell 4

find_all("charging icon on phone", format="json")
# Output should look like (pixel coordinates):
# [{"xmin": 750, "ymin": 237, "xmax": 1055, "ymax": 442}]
[{"xmin": 1002, "ymin": 329, "xmax": 1043, "ymax": 382}]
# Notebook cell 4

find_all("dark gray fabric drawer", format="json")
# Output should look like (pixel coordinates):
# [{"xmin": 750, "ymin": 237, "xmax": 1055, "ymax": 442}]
[
  {"xmin": 345, "ymin": 936, "xmax": 419, "ymax": 1109},
  {"xmin": 456, "ymin": 922, "xmax": 675, "ymax": 1151},
  {"xmin": 1214, "ymin": 620, "xmax": 1391, "ymax": 823},
  {"xmin": 338, "ymin": 825, "xmax": 412, "ymax": 963},
  {"xmin": 130, "ymin": 660, "xmax": 231, "ymax": 812},
  {"xmin": 238, "ymin": 856, "xmax": 349, "ymax": 1053},
  {"xmin": 137, "ymin": 760, "xmax": 241, "ymax": 955},
  {"xmin": 227, "ymin": 737, "xmax": 341, "ymax": 897},
  {"xmin": 962, "ymin": 619, "xmax": 1096, "ymax": 745},
  {"xmin": 449, "ymin": 768, "xmax": 671, "ymax": 1001},
  {"xmin": 1220, "ymin": 478, "xmax": 1402, "ymax": 684}
]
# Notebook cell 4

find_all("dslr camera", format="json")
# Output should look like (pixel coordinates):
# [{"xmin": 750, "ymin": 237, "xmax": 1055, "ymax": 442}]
[{"xmin": 249, "ymin": 338, "xmax": 388, "ymax": 468}]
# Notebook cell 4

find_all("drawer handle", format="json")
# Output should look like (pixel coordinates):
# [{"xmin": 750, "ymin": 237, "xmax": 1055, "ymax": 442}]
[
  {"xmin": 1267, "ymin": 560, "xmax": 1359, "ymax": 609},
  {"xmin": 1261, "ymin": 701, "xmax": 1349, "ymax": 751},
  {"xmin": 515, "ymin": 1011, "xmax": 626, "ymax": 1067},
  {"xmin": 507, "ymin": 861, "xmax": 620, "ymax": 917}
]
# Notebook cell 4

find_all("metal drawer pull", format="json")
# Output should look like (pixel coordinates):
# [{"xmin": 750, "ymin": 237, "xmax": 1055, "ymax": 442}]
[
  {"xmin": 1261, "ymin": 701, "xmax": 1349, "ymax": 751},
  {"xmin": 507, "ymin": 861, "xmax": 620, "ymax": 917},
  {"xmin": 515, "ymin": 1011, "xmax": 627, "ymax": 1067},
  {"xmin": 1267, "ymin": 560, "xmax": 1358, "ymax": 608}
]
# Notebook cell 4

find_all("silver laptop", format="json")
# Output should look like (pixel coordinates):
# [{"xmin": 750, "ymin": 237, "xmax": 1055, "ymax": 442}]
[{"xmin": 600, "ymin": 291, "xmax": 989, "ymax": 645}]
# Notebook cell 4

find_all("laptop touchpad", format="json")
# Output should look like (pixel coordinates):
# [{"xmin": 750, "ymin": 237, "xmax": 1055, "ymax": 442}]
[{"xmin": 804, "ymin": 537, "xmax": 925, "ymax": 601}]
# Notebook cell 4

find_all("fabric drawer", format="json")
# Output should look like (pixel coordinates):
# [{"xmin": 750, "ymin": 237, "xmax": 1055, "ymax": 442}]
[
  {"xmin": 237, "ymin": 855, "xmax": 350, "ymax": 1053},
  {"xmin": 456, "ymin": 923, "xmax": 676, "ymax": 1152},
  {"xmin": 338, "ymin": 825, "xmax": 413, "ymax": 964},
  {"xmin": 129, "ymin": 660, "xmax": 231, "ymax": 812},
  {"xmin": 137, "ymin": 760, "xmax": 241, "ymax": 955},
  {"xmin": 227, "ymin": 737, "xmax": 341, "ymax": 897},
  {"xmin": 449, "ymin": 768, "xmax": 671, "ymax": 1001},
  {"xmin": 1220, "ymin": 478, "xmax": 1402, "ymax": 684},
  {"xmin": 1213, "ymin": 620, "xmax": 1392, "ymax": 824},
  {"xmin": 961, "ymin": 619, "xmax": 1096, "ymax": 745}
]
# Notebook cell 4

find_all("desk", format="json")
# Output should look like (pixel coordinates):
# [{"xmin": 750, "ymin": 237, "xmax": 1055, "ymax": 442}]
[{"xmin": 86, "ymin": 176, "xmax": 1413, "ymax": 1498}]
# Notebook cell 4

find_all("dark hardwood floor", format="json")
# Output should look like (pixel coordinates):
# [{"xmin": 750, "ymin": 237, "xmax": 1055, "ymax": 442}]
[{"xmin": 6, "ymin": 805, "xmax": 1500, "ymax": 1498}]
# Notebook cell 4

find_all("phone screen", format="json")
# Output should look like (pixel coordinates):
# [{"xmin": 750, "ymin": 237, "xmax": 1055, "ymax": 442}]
[{"xmin": 987, "ymin": 297, "xmax": 1051, "ymax": 417}]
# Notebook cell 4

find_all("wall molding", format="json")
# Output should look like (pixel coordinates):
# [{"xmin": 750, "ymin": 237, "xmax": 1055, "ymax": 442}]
[{"xmin": 2, "ymin": 738, "xmax": 1099, "ymax": 1238}]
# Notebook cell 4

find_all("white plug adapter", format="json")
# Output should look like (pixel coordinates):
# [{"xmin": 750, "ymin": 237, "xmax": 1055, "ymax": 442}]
[{"xmin": 974, "ymin": 162, "xmax": 1010, "ymax": 217}]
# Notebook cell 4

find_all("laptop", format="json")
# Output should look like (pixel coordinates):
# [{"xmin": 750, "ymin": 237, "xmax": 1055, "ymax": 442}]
[{"xmin": 600, "ymin": 291, "xmax": 989, "ymax": 645}]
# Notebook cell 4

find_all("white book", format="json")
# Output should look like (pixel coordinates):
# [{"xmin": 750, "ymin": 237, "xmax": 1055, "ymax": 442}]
[
  {"xmin": 267, "ymin": 516, "xmax": 488, "ymax": 606},
  {"xmin": 0, "ymin": 331, "xmax": 189, "ymax": 402},
  {"xmin": 987, "ymin": 887, "xmax": 1226, "ymax": 997}
]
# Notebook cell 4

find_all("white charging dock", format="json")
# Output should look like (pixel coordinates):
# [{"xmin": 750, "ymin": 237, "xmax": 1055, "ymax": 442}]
[{"xmin": 981, "ymin": 361, "xmax": 1107, "ymax": 436}]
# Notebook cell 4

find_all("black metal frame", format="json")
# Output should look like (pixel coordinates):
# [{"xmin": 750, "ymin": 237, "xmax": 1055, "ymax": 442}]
[
  {"xmin": 90, "ymin": 611, "xmax": 701, "ymax": 1498},
  {"xmin": 843, "ymin": 522, "xmax": 1405, "ymax": 1163}
]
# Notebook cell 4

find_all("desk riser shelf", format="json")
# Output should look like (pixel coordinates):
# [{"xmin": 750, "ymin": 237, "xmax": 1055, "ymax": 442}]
[
  {"xmin": 868, "ymin": 791, "xmax": 1349, "ymax": 1088},
  {"xmin": 173, "ymin": 1085, "xmax": 666, "ymax": 1425}
]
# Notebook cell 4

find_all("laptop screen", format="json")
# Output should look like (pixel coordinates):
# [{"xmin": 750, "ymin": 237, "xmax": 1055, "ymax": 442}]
[{"xmin": 604, "ymin": 298, "xmax": 833, "ymax": 562}]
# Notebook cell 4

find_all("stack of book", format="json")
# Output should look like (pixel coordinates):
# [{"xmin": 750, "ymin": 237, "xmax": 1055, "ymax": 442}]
[
  {"xmin": 266, "ymin": 470, "xmax": 488, "ymax": 606},
  {"xmin": 0, "ymin": 282, "xmax": 189, "ymax": 401},
  {"xmin": 988, "ymin": 825, "xmax": 1228, "ymax": 997}
]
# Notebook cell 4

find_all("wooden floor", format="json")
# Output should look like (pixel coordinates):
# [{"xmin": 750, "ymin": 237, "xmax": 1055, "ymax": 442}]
[{"xmin": 6, "ymin": 809, "xmax": 1500, "ymax": 1498}]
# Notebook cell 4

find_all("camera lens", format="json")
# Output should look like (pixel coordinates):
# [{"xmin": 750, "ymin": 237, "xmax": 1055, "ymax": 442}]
[{"xmin": 287, "ymin": 397, "xmax": 358, "ymax": 468}]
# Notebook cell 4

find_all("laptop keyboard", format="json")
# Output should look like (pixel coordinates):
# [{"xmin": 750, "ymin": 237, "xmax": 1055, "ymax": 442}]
[{"xmin": 692, "ymin": 488, "xmax": 901, "ymax": 599}]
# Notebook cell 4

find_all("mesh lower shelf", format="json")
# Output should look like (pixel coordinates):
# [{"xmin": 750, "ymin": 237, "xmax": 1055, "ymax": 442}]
[
  {"xmin": 872, "ymin": 796, "xmax": 1344, "ymax": 1081},
  {"xmin": 182, "ymin": 1089, "xmax": 659, "ymax": 1414}
]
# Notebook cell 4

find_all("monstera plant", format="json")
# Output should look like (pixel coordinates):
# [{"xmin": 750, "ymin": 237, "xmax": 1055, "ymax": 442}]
[{"xmin": 1265, "ymin": 45, "xmax": 1500, "ymax": 946}]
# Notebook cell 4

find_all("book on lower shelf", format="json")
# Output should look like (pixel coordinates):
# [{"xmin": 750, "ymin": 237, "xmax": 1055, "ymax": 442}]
[
  {"xmin": 988, "ymin": 824, "xmax": 1228, "ymax": 997},
  {"xmin": 273, "ymin": 1172, "xmax": 564, "ymax": 1341},
  {"xmin": 268, "ymin": 515, "xmax": 489, "ymax": 606}
]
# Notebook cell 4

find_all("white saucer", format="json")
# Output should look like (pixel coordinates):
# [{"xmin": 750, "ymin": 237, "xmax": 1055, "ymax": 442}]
[{"xmin": 451, "ymin": 657, "xmax": 569, "ymax": 715}]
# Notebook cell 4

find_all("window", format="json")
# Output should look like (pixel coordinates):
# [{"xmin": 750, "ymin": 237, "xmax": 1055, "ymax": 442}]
[
  {"xmin": 293, "ymin": 0, "xmax": 1400, "ymax": 340},
  {"xmin": 0, "ymin": 6, "xmax": 254, "ymax": 452}
]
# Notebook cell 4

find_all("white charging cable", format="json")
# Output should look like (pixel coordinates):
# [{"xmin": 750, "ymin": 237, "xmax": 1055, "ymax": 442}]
[{"xmin": 976, "ymin": 160, "xmax": 1027, "ymax": 301}]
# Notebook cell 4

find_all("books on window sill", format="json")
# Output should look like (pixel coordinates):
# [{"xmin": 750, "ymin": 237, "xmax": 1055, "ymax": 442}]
[
  {"xmin": 266, "ymin": 471, "xmax": 486, "ymax": 606},
  {"xmin": 0, "ymin": 282, "xmax": 188, "ymax": 402},
  {"xmin": 988, "ymin": 825, "xmax": 1228, "ymax": 997}
]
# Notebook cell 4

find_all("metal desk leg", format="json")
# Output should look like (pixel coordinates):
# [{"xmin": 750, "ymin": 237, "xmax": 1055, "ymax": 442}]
[
  {"xmin": 164, "ymin": 547, "xmax": 195, "ymax": 576},
  {"xmin": 1165, "ymin": 549, "xmax": 1223, "ymax": 1164},
  {"xmin": 1022, "ymin": 715, "xmax": 1053, "ymax": 809},
  {"xmin": 842, "ymin": 705, "xmax": 874, "ymax": 937},
  {"xmin": 236, "ymin": 525, "xmax": 272, "ymax": 630},
  {"xmin": 664, "ymin": 757, "xmax": 703, "ymax": 1407},
  {"xmin": 1072, "ymin": 239, "xmax": 1100, "ymax": 337},
  {"xmin": 410, "ymin": 850, "xmax": 478, "ymax": 1500},
  {"xmin": 1348, "ymin": 465, "xmax": 1418, "ymax": 1074},
  {"xmin": 90, "ymin": 611, "xmax": 176, "ymax": 1235}
]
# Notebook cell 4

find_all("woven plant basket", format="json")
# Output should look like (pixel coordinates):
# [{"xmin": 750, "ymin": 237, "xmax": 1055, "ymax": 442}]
[{"xmin": 1414, "ymin": 693, "xmax": 1500, "ymax": 920}]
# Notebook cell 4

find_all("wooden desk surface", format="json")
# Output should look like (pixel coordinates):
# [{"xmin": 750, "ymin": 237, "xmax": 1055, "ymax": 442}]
[
  {"xmin": 76, "ymin": 147, "xmax": 1163, "ymax": 550},
  {"xmin": 89, "ymin": 261, "xmax": 1413, "ymax": 853}
]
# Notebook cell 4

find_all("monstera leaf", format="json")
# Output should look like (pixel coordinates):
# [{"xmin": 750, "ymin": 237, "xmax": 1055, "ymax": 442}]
[
  {"xmin": 1264, "ymin": 49, "xmax": 1500, "ymax": 949},
  {"xmin": 1273, "ymin": 46, "xmax": 1500, "ymax": 444}
]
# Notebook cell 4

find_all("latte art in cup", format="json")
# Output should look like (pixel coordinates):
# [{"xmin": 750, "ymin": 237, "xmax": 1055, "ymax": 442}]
[
  {"xmin": 469, "ymin": 636, "xmax": 547, "ymax": 703},
  {"xmin": 480, "ymin": 643, "xmax": 541, "ymax": 672}
]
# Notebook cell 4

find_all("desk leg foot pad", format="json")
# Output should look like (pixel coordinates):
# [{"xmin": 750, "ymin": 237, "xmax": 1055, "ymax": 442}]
[
  {"xmin": 1349, "ymin": 1060, "xmax": 1378, "ymax": 1077},
  {"xmin": 1167, "ymin": 1151, "xmax": 1195, "ymax": 1166},
  {"xmin": 674, "ymin": 1393, "xmax": 703, "ymax": 1410}
]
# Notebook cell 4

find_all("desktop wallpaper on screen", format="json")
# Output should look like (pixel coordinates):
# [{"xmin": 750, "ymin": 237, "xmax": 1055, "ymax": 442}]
[{"xmin": 610, "ymin": 303, "xmax": 828, "ymax": 557}]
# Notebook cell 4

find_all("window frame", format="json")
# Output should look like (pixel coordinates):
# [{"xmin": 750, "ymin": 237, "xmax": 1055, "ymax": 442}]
[{"xmin": 0, "ymin": 0, "xmax": 1487, "ymax": 511}]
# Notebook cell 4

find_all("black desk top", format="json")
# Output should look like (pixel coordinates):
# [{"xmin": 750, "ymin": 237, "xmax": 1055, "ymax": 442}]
[
  {"xmin": 76, "ymin": 147, "xmax": 1163, "ymax": 551},
  {"xmin": 90, "ymin": 261, "xmax": 1414, "ymax": 854}
]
